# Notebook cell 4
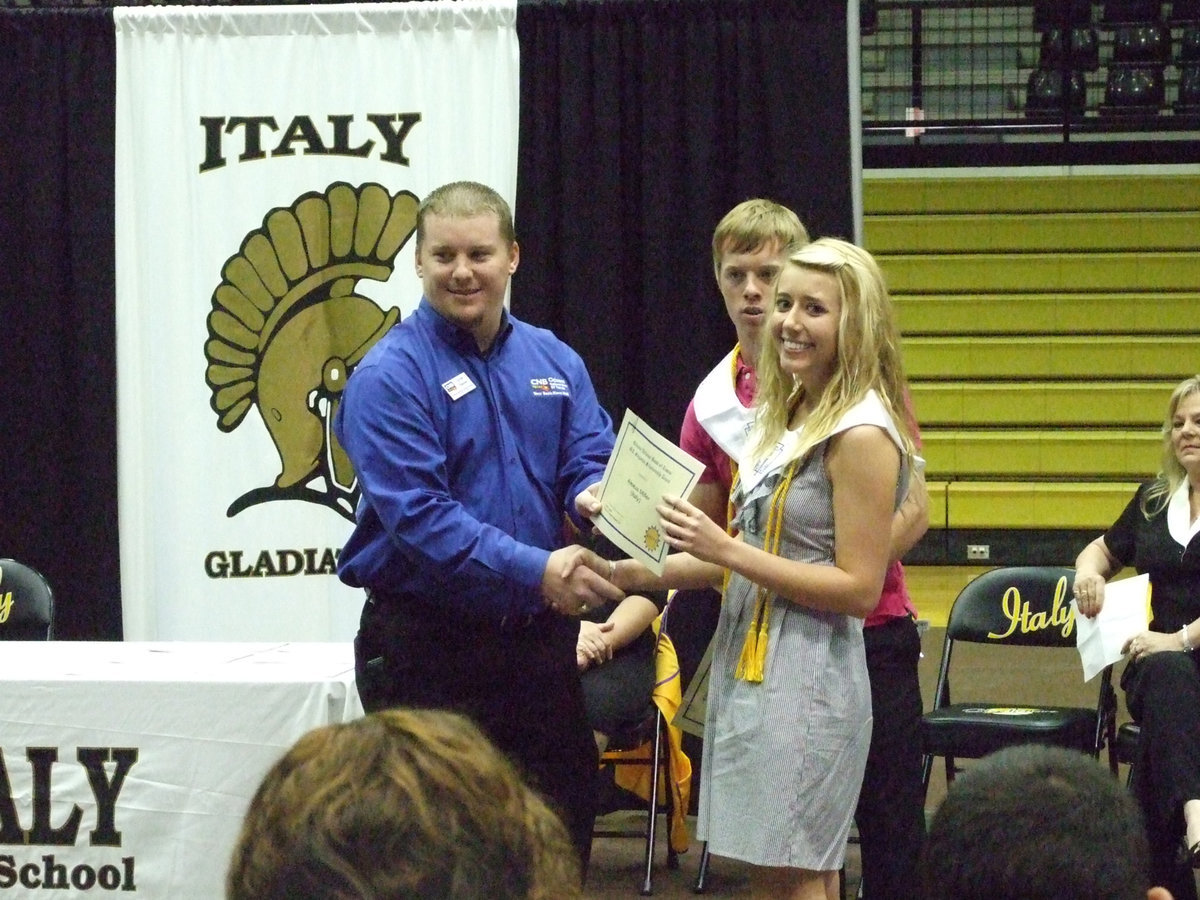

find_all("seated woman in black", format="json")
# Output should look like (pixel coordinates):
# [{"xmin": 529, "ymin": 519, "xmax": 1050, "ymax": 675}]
[{"xmin": 1075, "ymin": 374, "xmax": 1200, "ymax": 900}]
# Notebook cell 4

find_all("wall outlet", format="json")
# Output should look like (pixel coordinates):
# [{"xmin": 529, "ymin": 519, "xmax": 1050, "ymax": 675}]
[{"xmin": 966, "ymin": 544, "xmax": 990, "ymax": 561}]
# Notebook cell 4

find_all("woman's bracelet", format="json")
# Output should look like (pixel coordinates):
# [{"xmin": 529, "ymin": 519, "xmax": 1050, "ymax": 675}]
[{"xmin": 1181, "ymin": 624, "xmax": 1194, "ymax": 652}]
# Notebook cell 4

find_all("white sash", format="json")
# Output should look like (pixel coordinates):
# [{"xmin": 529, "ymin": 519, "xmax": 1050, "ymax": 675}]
[
  {"xmin": 739, "ymin": 389, "xmax": 909, "ymax": 498},
  {"xmin": 692, "ymin": 349, "xmax": 756, "ymax": 461}
]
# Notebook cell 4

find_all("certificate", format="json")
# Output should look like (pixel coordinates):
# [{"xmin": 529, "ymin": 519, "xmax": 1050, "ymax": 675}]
[
  {"xmin": 1073, "ymin": 573, "xmax": 1151, "ymax": 681},
  {"xmin": 594, "ymin": 410, "xmax": 705, "ymax": 575}
]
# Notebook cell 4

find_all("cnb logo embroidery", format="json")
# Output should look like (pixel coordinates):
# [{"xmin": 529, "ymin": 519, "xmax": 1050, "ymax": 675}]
[{"xmin": 204, "ymin": 182, "xmax": 417, "ymax": 521}]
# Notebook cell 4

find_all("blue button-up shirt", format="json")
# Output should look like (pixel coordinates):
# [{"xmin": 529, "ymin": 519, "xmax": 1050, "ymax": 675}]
[{"xmin": 335, "ymin": 299, "xmax": 615, "ymax": 622}]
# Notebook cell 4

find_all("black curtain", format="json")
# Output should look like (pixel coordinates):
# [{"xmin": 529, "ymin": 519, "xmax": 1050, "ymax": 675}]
[
  {"xmin": 0, "ymin": 8, "xmax": 121, "ymax": 640},
  {"xmin": 514, "ymin": 0, "xmax": 853, "ymax": 441}
]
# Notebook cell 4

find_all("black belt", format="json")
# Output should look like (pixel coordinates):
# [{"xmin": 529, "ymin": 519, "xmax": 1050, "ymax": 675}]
[
  {"xmin": 365, "ymin": 588, "xmax": 549, "ymax": 633},
  {"xmin": 866, "ymin": 613, "xmax": 917, "ymax": 631}
]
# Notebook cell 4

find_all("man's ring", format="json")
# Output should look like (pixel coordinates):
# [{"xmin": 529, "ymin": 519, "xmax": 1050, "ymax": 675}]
[{"xmin": 608, "ymin": 559, "xmax": 616, "ymax": 581}]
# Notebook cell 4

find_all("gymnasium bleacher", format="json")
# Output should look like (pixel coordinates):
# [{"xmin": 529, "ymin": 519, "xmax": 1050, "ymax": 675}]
[{"xmin": 863, "ymin": 170, "xmax": 1200, "ymax": 621}]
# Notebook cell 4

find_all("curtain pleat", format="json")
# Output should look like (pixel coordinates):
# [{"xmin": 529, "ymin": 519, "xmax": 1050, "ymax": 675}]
[
  {"xmin": 515, "ymin": 0, "xmax": 853, "ymax": 440},
  {"xmin": 0, "ymin": 8, "xmax": 121, "ymax": 640}
]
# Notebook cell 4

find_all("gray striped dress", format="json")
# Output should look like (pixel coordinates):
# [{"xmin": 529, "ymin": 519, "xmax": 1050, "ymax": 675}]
[{"xmin": 695, "ymin": 398, "xmax": 908, "ymax": 870}]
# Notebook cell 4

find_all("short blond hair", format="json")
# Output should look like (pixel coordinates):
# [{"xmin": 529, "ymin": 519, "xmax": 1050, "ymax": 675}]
[
  {"xmin": 417, "ymin": 181, "xmax": 516, "ymax": 248},
  {"xmin": 711, "ymin": 199, "xmax": 809, "ymax": 278},
  {"xmin": 1141, "ymin": 374, "xmax": 1200, "ymax": 518}
]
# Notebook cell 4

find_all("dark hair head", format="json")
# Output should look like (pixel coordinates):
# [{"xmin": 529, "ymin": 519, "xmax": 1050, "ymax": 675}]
[
  {"xmin": 920, "ymin": 745, "xmax": 1153, "ymax": 900},
  {"xmin": 226, "ymin": 708, "xmax": 581, "ymax": 900}
]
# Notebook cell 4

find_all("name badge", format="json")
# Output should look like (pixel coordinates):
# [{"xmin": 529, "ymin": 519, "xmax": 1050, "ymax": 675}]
[{"xmin": 442, "ymin": 372, "xmax": 477, "ymax": 401}]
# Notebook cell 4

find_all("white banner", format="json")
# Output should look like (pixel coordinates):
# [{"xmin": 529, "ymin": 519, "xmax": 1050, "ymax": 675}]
[
  {"xmin": 114, "ymin": 2, "xmax": 519, "ymax": 640},
  {"xmin": 0, "ymin": 642, "xmax": 360, "ymax": 899}
]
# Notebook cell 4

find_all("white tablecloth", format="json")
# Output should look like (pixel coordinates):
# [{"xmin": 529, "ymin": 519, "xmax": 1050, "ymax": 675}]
[{"xmin": 0, "ymin": 642, "xmax": 361, "ymax": 898}]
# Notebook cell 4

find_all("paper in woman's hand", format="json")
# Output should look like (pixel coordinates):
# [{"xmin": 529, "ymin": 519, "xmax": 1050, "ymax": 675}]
[
  {"xmin": 593, "ymin": 410, "xmax": 704, "ymax": 575},
  {"xmin": 1073, "ymin": 573, "xmax": 1151, "ymax": 681}
]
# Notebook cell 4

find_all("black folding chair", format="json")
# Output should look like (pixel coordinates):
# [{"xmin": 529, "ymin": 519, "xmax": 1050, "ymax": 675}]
[
  {"xmin": 921, "ymin": 565, "xmax": 1116, "ymax": 797},
  {"xmin": 0, "ymin": 558, "xmax": 54, "ymax": 640}
]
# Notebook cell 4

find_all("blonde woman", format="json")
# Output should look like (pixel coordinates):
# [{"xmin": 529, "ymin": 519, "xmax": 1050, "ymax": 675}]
[
  {"xmin": 1075, "ymin": 375, "xmax": 1200, "ymax": 900},
  {"xmin": 577, "ymin": 238, "xmax": 916, "ymax": 900}
]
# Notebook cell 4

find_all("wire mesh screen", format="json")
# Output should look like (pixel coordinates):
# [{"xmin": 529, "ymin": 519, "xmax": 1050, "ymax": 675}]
[
  {"xmin": 862, "ymin": 1, "xmax": 1200, "ymax": 129},
  {"xmin": 863, "ymin": 4, "xmax": 1036, "ymax": 122}
]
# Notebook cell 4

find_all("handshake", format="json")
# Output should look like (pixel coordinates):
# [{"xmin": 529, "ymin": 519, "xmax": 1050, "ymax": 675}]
[
  {"xmin": 540, "ymin": 483, "xmax": 723, "ymax": 616},
  {"xmin": 541, "ymin": 482, "xmax": 625, "ymax": 617},
  {"xmin": 541, "ymin": 544, "xmax": 626, "ymax": 616}
]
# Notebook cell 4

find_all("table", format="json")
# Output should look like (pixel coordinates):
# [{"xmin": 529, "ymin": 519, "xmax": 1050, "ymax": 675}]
[{"xmin": 0, "ymin": 642, "xmax": 361, "ymax": 898}]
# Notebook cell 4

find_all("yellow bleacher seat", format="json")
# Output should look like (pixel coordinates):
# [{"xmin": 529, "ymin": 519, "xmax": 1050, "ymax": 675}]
[
  {"xmin": 904, "ymin": 335, "xmax": 1196, "ymax": 381},
  {"xmin": 945, "ymin": 481, "xmax": 1143, "ymax": 530},
  {"xmin": 894, "ymin": 293, "xmax": 1200, "ymax": 335},
  {"xmin": 863, "ymin": 174, "xmax": 1200, "ymax": 215},
  {"xmin": 910, "ymin": 381, "xmax": 1175, "ymax": 427},
  {"xmin": 866, "ymin": 211, "xmax": 1200, "ymax": 254},
  {"xmin": 879, "ymin": 252, "xmax": 1200, "ymax": 294},
  {"xmin": 922, "ymin": 429, "xmax": 1158, "ymax": 479}
]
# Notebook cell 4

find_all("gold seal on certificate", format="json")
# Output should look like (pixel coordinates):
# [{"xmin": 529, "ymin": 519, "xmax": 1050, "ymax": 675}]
[{"xmin": 594, "ymin": 410, "xmax": 705, "ymax": 575}]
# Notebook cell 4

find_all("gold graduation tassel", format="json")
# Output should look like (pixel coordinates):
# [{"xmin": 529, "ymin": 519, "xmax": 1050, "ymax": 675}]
[
  {"xmin": 733, "ymin": 462, "xmax": 796, "ymax": 683},
  {"xmin": 734, "ymin": 590, "xmax": 769, "ymax": 681},
  {"xmin": 721, "ymin": 471, "xmax": 739, "ymax": 600}
]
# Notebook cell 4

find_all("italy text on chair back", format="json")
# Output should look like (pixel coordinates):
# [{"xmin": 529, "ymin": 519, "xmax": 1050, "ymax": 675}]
[
  {"xmin": 0, "ymin": 558, "xmax": 55, "ymax": 640},
  {"xmin": 921, "ymin": 565, "xmax": 1116, "ymax": 797}
]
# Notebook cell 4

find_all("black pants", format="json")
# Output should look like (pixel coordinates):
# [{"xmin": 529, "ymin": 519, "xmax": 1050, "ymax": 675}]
[
  {"xmin": 580, "ymin": 628, "xmax": 655, "ymax": 737},
  {"xmin": 856, "ymin": 615, "xmax": 926, "ymax": 900},
  {"xmin": 1125, "ymin": 650, "xmax": 1200, "ymax": 900},
  {"xmin": 354, "ymin": 592, "xmax": 599, "ymax": 870}
]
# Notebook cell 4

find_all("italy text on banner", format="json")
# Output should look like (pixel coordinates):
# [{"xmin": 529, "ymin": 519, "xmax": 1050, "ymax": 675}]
[{"xmin": 114, "ymin": 1, "xmax": 519, "ymax": 640}]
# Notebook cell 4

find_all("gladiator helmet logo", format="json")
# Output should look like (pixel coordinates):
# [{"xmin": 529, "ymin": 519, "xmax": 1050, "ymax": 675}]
[{"xmin": 204, "ymin": 182, "xmax": 418, "ymax": 521}]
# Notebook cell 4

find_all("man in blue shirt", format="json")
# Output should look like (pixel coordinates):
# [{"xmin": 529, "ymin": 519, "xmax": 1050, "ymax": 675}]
[{"xmin": 335, "ymin": 181, "xmax": 622, "ymax": 870}]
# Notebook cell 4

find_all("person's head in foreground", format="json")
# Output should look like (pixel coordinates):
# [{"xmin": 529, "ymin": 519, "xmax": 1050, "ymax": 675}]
[
  {"xmin": 920, "ymin": 744, "xmax": 1172, "ymax": 900},
  {"xmin": 226, "ymin": 708, "xmax": 582, "ymax": 900}
]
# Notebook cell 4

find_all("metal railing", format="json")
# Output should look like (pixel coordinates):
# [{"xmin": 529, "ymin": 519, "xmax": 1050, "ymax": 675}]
[{"xmin": 862, "ymin": 1, "xmax": 1200, "ymax": 149}]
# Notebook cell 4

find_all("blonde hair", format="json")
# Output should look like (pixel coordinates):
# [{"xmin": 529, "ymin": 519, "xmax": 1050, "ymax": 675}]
[
  {"xmin": 417, "ymin": 181, "xmax": 516, "ymax": 248},
  {"xmin": 226, "ymin": 708, "xmax": 581, "ymax": 900},
  {"xmin": 711, "ymin": 198, "xmax": 809, "ymax": 278},
  {"xmin": 1141, "ymin": 374, "xmax": 1200, "ymax": 518},
  {"xmin": 752, "ymin": 237, "xmax": 914, "ymax": 463}
]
